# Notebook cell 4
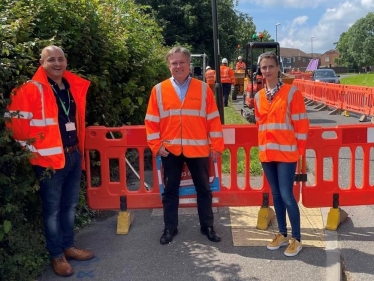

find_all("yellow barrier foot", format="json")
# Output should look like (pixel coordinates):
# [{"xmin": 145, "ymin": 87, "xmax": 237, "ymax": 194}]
[
  {"xmin": 116, "ymin": 210, "xmax": 134, "ymax": 234},
  {"xmin": 325, "ymin": 207, "xmax": 348, "ymax": 231},
  {"xmin": 341, "ymin": 110, "xmax": 350, "ymax": 117},
  {"xmin": 256, "ymin": 207, "xmax": 275, "ymax": 230}
]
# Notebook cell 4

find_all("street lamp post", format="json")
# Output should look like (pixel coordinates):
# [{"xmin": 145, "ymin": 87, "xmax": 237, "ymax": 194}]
[
  {"xmin": 275, "ymin": 23, "xmax": 281, "ymax": 42},
  {"xmin": 211, "ymin": 0, "xmax": 224, "ymax": 124},
  {"xmin": 311, "ymin": 36, "xmax": 315, "ymax": 59}
]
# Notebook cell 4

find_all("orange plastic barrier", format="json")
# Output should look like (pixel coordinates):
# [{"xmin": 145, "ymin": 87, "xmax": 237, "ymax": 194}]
[
  {"xmin": 293, "ymin": 80, "xmax": 374, "ymax": 117},
  {"xmin": 85, "ymin": 124, "xmax": 374, "ymax": 211},
  {"xmin": 324, "ymin": 83, "xmax": 344, "ymax": 110},
  {"xmin": 303, "ymin": 124, "xmax": 374, "ymax": 207},
  {"xmin": 342, "ymin": 85, "xmax": 371, "ymax": 116},
  {"xmin": 85, "ymin": 125, "xmax": 302, "ymax": 210}
]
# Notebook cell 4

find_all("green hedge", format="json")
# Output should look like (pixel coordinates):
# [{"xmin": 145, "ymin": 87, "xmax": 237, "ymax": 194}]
[{"xmin": 0, "ymin": 0, "xmax": 169, "ymax": 280}]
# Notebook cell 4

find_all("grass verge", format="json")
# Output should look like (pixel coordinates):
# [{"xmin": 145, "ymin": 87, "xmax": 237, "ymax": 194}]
[
  {"xmin": 340, "ymin": 72, "xmax": 374, "ymax": 87},
  {"xmin": 222, "ymin": 103, "xmax": 262, "ymax": 176}
]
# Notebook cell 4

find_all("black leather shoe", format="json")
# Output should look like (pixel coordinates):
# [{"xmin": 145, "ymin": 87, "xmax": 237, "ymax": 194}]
[
  {"xmin": 200, "ymin": 226, "xmax": 221, "ymax": 242},
  {"xmin": 160, "ymin": 228, "xmax": 178, "ymax": 245}
]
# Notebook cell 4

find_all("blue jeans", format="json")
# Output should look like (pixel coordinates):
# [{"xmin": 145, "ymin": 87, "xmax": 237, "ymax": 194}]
[
  {"xmin": 261, "ymin": 161, "xmax": 301, "ymax": 240},
  {"xmin": 35, "ymin": 150, "xmax": 82, "ymax": 258}
]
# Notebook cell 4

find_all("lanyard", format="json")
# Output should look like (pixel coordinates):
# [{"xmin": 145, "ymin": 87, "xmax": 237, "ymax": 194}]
[{"xmin": 52, "ymin": 87, "xmax": 71, "ymax": 118}]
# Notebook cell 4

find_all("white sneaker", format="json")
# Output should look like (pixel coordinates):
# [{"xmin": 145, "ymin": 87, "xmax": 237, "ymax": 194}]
[
  {"xmin": 284, "ymin": 238, "xmax": 302, "ymax": 257},
  {"xmin": 267, "ymin": 233, "xmax": 289, "ymax": 250}
]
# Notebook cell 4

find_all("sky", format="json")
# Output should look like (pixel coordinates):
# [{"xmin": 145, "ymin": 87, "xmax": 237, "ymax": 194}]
[{"xmin": 236, "ymin": 0, "xmax": 374, "ymax": 55}]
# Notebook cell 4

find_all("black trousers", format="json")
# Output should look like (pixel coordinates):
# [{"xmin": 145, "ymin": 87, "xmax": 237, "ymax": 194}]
[
  {"xmin": 222, "ymin": 83, "xmax": 231, "ymax": 106},
  {"xmin": 161, "ymin": 153, "xmax": 214, "ymax": 229}
]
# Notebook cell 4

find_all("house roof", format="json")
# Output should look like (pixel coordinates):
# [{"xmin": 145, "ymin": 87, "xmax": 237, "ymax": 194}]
[
  {"xmin": 323, "ymin": 49, "xmax": 339, "ymax": 55},
  {"xmin": 280, "ymin": 47, "xmax": 308, "ymax": 58},
  {"xmin": 280, "ymin": 47, "xmax": 322, "ymax": 58}
]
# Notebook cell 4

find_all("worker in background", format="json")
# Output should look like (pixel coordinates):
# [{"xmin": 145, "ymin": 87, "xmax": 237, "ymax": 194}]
[
  {"xmin": 235, "ymin": 56, "xmax": 246, "ymax": 71},
  {"xmin": 205, "ymin": 66, "xmax": 216, "ymax": 94},
  {"xmin": 220, "ymin": 58, "xmax": 235, "ymax": 107}
]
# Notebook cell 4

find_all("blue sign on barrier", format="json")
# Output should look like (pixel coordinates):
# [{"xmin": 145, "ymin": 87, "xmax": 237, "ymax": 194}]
[{"xmin": 156, "ymin": 156, "xmax": 220, "ymax": 196}]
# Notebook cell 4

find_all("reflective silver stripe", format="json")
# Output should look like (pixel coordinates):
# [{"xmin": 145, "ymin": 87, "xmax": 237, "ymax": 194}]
[
  {"xmin": 292, "ymin": 112, "xmax": 308, "ymax": 120},
  {"xmin": 259, "ymin": 123, "xmax": 292, "ymax": 131},
  {"xmin": 201, "ymin": 83, "xmax": 207, "ymax": 112},
  {"xmin": 210, "ymin": 132, "xmax": 223, "ymax": 138},
  {"xmin": 286, "ymin": 86, "xmax": 297, "ymax": 125},
  {"xmin": 18, "ymin": 140, "xmax": 63, "ymax": 155},
  {"xmin": 145, "ymin": 114, "xmax": 160, "ymax": 122},
  {"xmin": 156, "ymin": 83, "xmax": 162, "ymax": 104},
  {"xmin": 6, "ymin": 110, "xmax": 33, "ymax": 119},
  {"xmin": 207, "ymin": 110, "xmax": 219, "ymax": 120},
  {"xmin": 165, "ymin": 139, "xmax": 208, "ymax": 146},
  {"xmin": 28, "ymin": 81, "xmax": 58, "ymax": 127},
  {"xmin": 147, "ymin": 132, "xmax": 160, "ymax": 141},
  {"xmin": 30, "ymin": 118, "xmax": 56, "ymax": 126},
  {"xmin": 259, "ymin": 143, "xmax": 297, "ymax": 152},
  {"xmin": 156, "ymin": 80, "xmax": 207, "ymax": 119},
  {"xmin": 295, "ymin": 133, "xmax": 307, "ymax": 140},
  {"xmin": 181, "ymin": 109, "xmax": 205, "ymax": 116}
]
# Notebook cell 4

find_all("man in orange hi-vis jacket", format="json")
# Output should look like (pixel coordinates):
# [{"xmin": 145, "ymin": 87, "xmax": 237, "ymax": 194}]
[
  {"xmin": 220, "ymin": 58, "xmax": 235, "ymax": 107},
  {"xmin": 254, "ymin": 52, "xmax": 309, "ymax": 258},
  {"xmin": 5, "ymin": 46, "xmax": 93, "ymax": 277},
  {"xmin": 205, "ymin": 65, "xmax": 216, "ymax": 94},
  {"xmin": 235, "ymin": 56, "xmax": 246, "ymax": 71},
  {"xmin": 145, "ymin": 46, "xmax": 224, "ymax": 245}
]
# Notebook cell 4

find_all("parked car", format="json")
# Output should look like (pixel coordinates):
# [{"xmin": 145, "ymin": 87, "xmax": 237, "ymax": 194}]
[{"xmin": 311, "ymin": 69, "xmax": 340, "ymax": 84}]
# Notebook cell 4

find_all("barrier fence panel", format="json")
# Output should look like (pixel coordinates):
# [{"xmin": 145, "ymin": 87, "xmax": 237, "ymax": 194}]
[
  {"xmin": 342, "ymin": 85, "xmax": 370, "ymax": 116},
  {"xmin": 85, "ymin": 124, "xmax": 374, "ymax": 210},
  {"xmin": 324, "ymin": 83, "xmax": 344, "ymax": 110},
  {"xmin": 294, "ymin": 79, "xmax": 374, "ymax": 118},
  {"xmin": 303, "ymin": 124, "xmax": 374, "ymax": 208}
]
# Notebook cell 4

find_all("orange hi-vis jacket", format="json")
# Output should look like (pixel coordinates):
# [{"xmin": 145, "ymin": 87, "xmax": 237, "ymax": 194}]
[
  {"xmin": 5, "ymin": 66, "xmax": 90, "ymax": 169},
  {"xmin": 205, "ymin": 69, "xmax": 216, "ymax": 85},
  {"xmin": 236, "ymin": 61, "xmax": 246, "ymax": 71},
  {"xmin": 254, "ymin": 84, "xmax": 309, "ymax": 162},
  {"xmin": 144, "ymin": 78, "xmax": 224, "ymax": 157},
  {"xmin": 220, "ymin": 65, "xmax": 235, "ymax": 84}
]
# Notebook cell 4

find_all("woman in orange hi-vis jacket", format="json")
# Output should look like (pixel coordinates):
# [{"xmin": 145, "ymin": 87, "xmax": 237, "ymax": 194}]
[
  {"xmin": 254, "ymin": 52, "xmax": 309, "ymax": 257},
  {"xmin": 144, "ymin": 46, "xmax": 224, "ymax": 245}
]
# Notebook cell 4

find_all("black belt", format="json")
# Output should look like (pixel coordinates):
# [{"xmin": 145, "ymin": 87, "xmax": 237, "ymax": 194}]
[{"xmin": 65, "ymin": 145, "xmax": 78, "ymax": 154}]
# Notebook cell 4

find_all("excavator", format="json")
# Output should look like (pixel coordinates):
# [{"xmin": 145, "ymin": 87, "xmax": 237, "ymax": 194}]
[{"xmin": 241, "ymin": 42, "xmax": 294, "ymax": 123}]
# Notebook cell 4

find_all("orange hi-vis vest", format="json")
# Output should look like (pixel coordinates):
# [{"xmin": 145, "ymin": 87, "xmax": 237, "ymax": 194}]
[
  {"xmin": 254, "ymin": 84, "xmax": 309, "ymax": 162},
  {"xmin": 205, "ymin": 69, "xmax": 216, "ymax": 85},
  {"xmin": 220, "ymin": 65, "xmax": 235, "ymax": 84},
  {"xmin": 5, "ymin": 66, "xmax": 90, "ymax": 169},
  {"xmin": 236, "ymin": 61, "xmax": 246, "ymax": 71},
  {"xmin": 144, "ymin": 78, "xmax": 224, "ymax": 157}
]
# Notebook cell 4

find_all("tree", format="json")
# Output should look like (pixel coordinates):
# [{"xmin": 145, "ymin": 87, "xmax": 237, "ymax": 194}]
[
  {"xmin": 134, "ymin": 0, "xmax": 258, "ymax": 69},
  {"xmin": 1, "ymin": 0, "xmax": 168, "ymax": 279},
  {"xmin": 337, "ymin": 12, "xmax": 374, "ymax": 69}
]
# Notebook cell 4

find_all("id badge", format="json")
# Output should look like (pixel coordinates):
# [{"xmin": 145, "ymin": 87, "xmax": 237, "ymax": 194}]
[{"xmin": 65, "ymin": 122, "xmax": 76, "ymax": 131}]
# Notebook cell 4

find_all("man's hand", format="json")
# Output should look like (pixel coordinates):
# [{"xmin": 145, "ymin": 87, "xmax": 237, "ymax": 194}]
[
  {"xmin": 210, "ymin": 150, "xmax": 221, "ymax": 161},
  {"xmin": 158, "ymin": 145, "xmax": 169, "ymax": 157}
]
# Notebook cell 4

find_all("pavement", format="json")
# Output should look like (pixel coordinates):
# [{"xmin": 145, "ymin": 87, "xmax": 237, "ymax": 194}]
[{"xmin": 36, "ymin": 94, "xmax": 374, "ymax": 281}]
